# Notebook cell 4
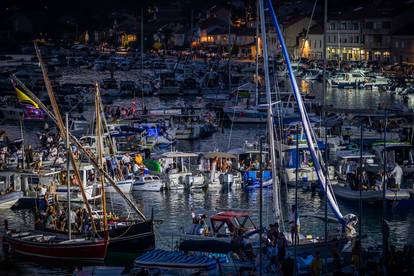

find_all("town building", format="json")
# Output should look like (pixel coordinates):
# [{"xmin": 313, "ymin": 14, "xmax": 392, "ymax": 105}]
[
  {"xmin": 391, "ymin": 21, "xmax": 414, "ymax": 63},
  {"xmin": 326, "ymin": 12, "xmax": 364, "ymax": 61},
  {"xmin": 298, "ymin": 24, "xmax": 324, "ymax": 59}
]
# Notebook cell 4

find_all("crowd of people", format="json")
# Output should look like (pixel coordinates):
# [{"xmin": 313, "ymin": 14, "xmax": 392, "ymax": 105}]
[{"xmin": 37, "ymin": 203, "xmax": 120, "ymax": 234}]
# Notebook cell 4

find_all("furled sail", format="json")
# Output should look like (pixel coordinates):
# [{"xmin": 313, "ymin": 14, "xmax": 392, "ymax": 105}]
[{"xmin": 266, "ymin": 0, "xmax": 352, "ymax": 227}]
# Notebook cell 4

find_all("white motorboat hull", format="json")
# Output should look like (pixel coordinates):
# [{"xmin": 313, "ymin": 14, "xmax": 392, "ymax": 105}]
[
  {"xmin": 105, "ymin": 179, "xmax": 133, "ymax": 193},
  {"xmin": 133, "ymin": 180, "xmax": 164, "ymax": 192}
]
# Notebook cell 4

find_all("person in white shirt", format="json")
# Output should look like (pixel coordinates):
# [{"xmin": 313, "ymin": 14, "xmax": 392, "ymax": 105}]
[
  {"xmin": 390, "ymin": 163, "xmax": 403, "ymax": 190},
  {"xmin": 122, "ymin": 152, "xmax": 131, "ymax": 165},
  {"xmin": 289, "ymin": 205, "xmax": 300, "ymax": 244}
]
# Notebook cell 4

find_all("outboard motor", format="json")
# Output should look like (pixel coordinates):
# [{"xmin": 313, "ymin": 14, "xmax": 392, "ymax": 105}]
[
  {"xmin": 222, "ymin": 173, "xmax": 234, "ymax": 186},
  {"xmin": 243, "ymin": 177, "xmax": 254, "ymax": 189},
  {"xmin": 185, "ymin": 175, "xmax": 194, "ymax": 188}
]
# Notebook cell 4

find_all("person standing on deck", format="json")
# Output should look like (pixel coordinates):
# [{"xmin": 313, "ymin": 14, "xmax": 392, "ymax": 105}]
[
  {"xmin": 16, "ymin": 146, "xmax": 23, "ymax": 169},
  {"xmin": 390, "ymin": 163, "xmax": 403, "ymax": 190},
  {"xmin": 289, "ymin": 205, "xmax": 300, "ymax": 244},
  {"xmin": 25, "ymin": 145, "xmax": 33, "ymax": 168}
]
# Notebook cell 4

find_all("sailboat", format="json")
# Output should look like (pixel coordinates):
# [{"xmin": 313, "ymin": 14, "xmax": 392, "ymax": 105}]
[
  {"xmin": 261, "ymin": 0, "xmax": 356, "ymax": 253},
  {"xmin": 8, "ymin": 43, "xmax": 155, "ymax": 254},
  {"xmin": 3, "ymin": 115, "xmax": 109, "ymax": 261}
]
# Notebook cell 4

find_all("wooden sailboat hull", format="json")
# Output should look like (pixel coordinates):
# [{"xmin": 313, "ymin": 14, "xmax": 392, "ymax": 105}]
[
  {"xmin": 34, "ymin": 220, "xmax": 155, "ymax": 253},
  {"xmin": 106, "ymin": 221, "xmax": 155, "ymax": 252},
  {"xmin": 3, "ymin": 234, "xmax": 108, "ymax": 261}
]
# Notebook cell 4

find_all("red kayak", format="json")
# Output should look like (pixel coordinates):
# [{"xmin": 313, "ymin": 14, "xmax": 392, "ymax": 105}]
[{"xmin": 3, "ymin": 231, "xmax": 108, "ymax": 261}]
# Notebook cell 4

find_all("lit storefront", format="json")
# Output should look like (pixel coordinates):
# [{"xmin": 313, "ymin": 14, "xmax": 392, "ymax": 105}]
[{"xmin": 327, "ymin": 47, "xmax": 366, "ymax": 61}]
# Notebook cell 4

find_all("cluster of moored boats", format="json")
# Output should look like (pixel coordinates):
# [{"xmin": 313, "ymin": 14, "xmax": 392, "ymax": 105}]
[{"xmin": 0, "ymin": 8, "xmax": 413, "ymax": 273}]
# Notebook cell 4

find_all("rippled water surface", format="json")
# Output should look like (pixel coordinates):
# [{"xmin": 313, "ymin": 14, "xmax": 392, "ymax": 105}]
[{"xmin": 0, "ymin": 84, "xmax": 413, "ymax": 275}]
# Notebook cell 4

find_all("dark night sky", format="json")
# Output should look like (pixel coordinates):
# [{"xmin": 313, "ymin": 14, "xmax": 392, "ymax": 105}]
[{"xmin": 0, "ymin": 0, "xmax": 412, "ymax": 40}]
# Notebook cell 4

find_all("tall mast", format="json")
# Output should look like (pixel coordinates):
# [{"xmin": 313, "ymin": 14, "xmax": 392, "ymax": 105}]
[
  {"xmin": 34, "ymin": 41, "xmax": 98, "ymax": 234},
  {"xmin": 259, "ymin": 0, "xmax": 281, "ymax": 223},
  {"xmin": 66, "ymin": 113, "xmax": 72, "ymax": 240},
  {"xmin": 228, "ymin": 9, "xmax": 232, "ymax": 93},
  {"xmin": 323, "ymin": 0, "xmax": 328, "ymax": 244},
  {"xmin": 141, "ymin": 8, "xmax": 145, "ymax": 107},
  {"xmin": 267, "ymin": 0, "xmax": 349, "ymax": 226},
  {"xmin": 95, "ymin": 84, "xmax": 108, "ymax": 231},
  {"xmin": 255, "ymin": 0, "xmax": 259, "ymax": 106}
]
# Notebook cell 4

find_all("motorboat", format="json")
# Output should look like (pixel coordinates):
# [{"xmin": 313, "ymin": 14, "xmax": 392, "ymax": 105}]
[
  {"xmin": 157, "ymin": 152, "xmax": 207, "ymax": 190},
  {"xmin": 335, "ymin": 152, "xmax": 378, "ymax": 182},
  {"xmin": 329, "ymin": 72, "xmax": 366, "ymax": 89},
  {"xmin": 133, "ymin": 174, "xmax": 164, "ymax": 192},
  {"xmin": 0, "ymin": 170, "xmax": 24, "ymax": 208},
  {"xmin": 281, "ymin": 142, "xmax": 335, "ymax": 187},
  {"xmin": 333, "ymin": 182, "xmax": 411, "ymax": 202},
  {"xmin": 105, "ymin": 178, "xmax": 133, "ymax": 193},
  {"xmin": 198, "ymin": 152, "xmax": 242, "ymax": 189}
]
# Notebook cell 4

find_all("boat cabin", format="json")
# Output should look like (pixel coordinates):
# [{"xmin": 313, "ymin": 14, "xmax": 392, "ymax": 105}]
[
  {"xmin": 158, "ymin": 152, "xmax": 200, "ymax": 173},
  {"xmin": 0, "ymin": 171, "xmax": 22, "ymax": 193},
  {"xmin": 335, "ymin": 152, "xmax": 378, "ymax": 181}
]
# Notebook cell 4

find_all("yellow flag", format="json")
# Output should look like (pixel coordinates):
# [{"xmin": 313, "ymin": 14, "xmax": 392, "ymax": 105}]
[{"xmin": 15, "ymin": 87, "xmax": 39, "ymax": 109}]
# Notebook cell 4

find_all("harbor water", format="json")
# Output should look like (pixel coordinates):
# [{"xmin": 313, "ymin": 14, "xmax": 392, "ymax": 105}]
[{"xmin": 0, "ymin": 83, "xmax": 413, "ymax": 275}]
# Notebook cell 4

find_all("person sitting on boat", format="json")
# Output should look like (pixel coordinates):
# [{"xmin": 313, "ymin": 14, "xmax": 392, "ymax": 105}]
[
  {"xmin": 44, "ymin": 206, "xmax": 57, "ymax": 230},
  {"xmin": 389, "ymin": 163, "xmax": 403, "ymax": 190},
  {"xmin": 65, "ymin": 208, "xmax": 77, "ymax": 232},
  {"xmin": 289, "ymin": 205, "xmax": 300, "ymax": 244},
  {"xmin": 57, "ymin": 209, "xmax": 66, "ymax": 231},
  {"xmin": 360, "ymin": 169, "xmax": 370, "ymax": 191},
  {"xmin": 107, "ymin": 211, "xmax": 119, "ymax": 223},
  {"xmin": 267, "ymin": 223, "xmax": 280, "ymax": 245}
]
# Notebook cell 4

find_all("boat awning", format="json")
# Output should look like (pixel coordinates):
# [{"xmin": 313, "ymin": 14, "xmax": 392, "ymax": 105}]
[
  {"xmin": 203, "ymin": 152, "xmax": 236, "ymax": 159},
  {"xmin": 179, "ymin": 239, "xmax": 239, "ymax": 254},
  {"xmin": 159, "ymin": 152, "xmax": 199, "ymax": 158},
  {"xmin": 210, "ymin": 211, "xmax": 251, "ymax": 220},
  {"xmin": 336, "ymin": 152, "xmax": 376, "ymax": 159}
]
